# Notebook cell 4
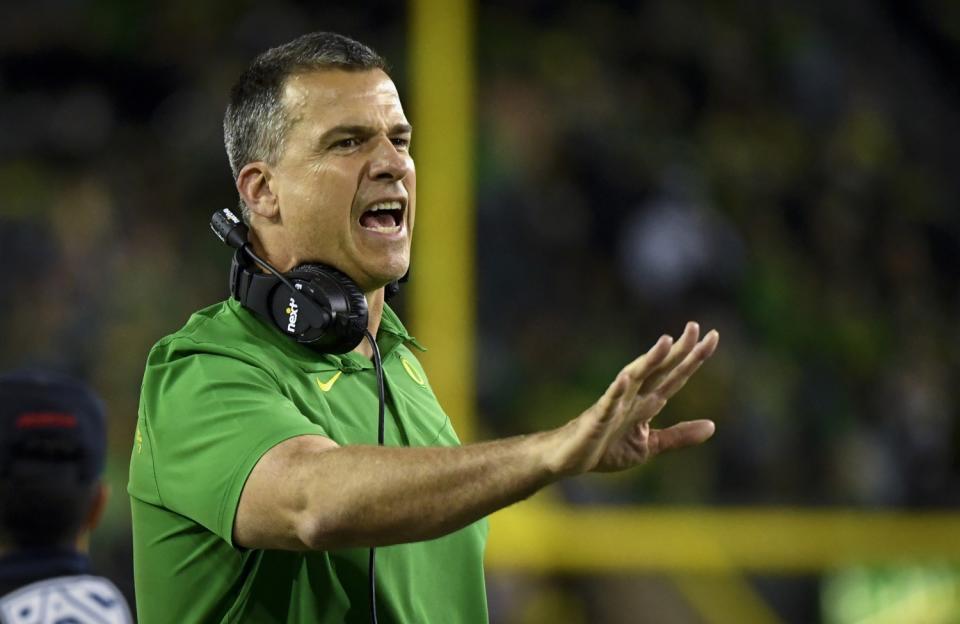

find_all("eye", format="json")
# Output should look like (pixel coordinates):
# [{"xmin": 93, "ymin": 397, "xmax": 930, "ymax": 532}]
[
  {"xmin": 333, "ymin": 137, "xmax": 362, "ymax": 149},
  {"xmin": 391, "ymin": 136, "xmax": 411, "ymax": 150}
]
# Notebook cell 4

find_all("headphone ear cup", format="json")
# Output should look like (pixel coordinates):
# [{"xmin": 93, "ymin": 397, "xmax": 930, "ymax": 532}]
[{"xmin": 285, "ymin": 264, "xmax": 368, "ymax": 354}]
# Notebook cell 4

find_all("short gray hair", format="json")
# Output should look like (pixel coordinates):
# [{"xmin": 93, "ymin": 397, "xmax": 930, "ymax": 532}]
[{"xmin": 223, "ymin": 32, "xmax": 386, "ymax": 221}]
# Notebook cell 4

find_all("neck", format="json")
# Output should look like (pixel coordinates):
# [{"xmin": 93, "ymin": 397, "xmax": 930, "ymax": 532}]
[{"xmin": 353, "ymin": 288, "xmax": 385, "ymax": 359}]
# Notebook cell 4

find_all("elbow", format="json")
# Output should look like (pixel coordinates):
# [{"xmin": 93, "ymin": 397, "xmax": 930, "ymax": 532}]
[
  {"xmin": 297, "ymin": 514, "xmax": 335, "ymax": 551},
  {"xmin": 296, "ymin": 502, "xmax": 359, "ymax": 551}
]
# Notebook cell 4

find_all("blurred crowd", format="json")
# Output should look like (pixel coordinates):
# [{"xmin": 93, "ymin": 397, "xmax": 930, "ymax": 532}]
[
  {"xmin": 474, "ymin": 0, "xmax": 959, "ymax": 511},
  {"xmin": 1, "ymin": 0, "xmax": 958, "ymax": 621}
]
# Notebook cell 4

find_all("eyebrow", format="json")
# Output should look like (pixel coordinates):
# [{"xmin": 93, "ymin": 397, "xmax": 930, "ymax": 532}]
[{"xmin": 317, "ymin": 123, "xmax": 413, "ymax": 145}]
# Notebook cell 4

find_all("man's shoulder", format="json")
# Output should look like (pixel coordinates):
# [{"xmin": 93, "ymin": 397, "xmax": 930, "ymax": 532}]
[
  {"xmin": 153, "ymin": 298, "xmax": 244, "ymax": 351},
  {"xmin": 0, "ymin": 574, "xmax": 132, "ymax": 624},
  {"xmin": 139, "ymin": 298, "xmax": 326, "ymax": 400},
  {"xmin": 147, "ymin": 298, "xmax": 279, "ymax": 365}
]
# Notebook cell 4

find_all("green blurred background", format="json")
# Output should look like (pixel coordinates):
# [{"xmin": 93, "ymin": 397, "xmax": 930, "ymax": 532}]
[{"xmin": 1, "ymin": 0, "xmax": 959, "ymax": 622}]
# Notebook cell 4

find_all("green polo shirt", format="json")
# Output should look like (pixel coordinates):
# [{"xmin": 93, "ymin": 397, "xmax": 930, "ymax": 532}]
[{"xmin": 128, "ymin": 298, "xmax": 489, "ymax": 623}]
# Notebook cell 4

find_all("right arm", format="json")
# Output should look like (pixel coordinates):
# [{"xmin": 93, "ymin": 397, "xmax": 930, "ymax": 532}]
[
  {"xmin": 234, "ymin": 430, "xmax": 555, "ymax": 551},
  {"xmin": 234, "ymin": 322, "xmax": 719, "ymax": 551}
]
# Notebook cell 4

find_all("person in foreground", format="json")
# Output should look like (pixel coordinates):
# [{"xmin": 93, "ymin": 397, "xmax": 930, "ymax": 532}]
[
  {"xmin": 128, "ymin": 32, "xmax": 720, "ymax": 623},
  {"xmin": 0, "ymin": 371, "xmax": 132, "ymax": 624}
]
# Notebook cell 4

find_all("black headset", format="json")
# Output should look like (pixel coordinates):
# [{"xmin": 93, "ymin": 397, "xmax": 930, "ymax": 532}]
[{"xmin": 210, "ymin": 207, "xmax": 370, "ymax": 354}]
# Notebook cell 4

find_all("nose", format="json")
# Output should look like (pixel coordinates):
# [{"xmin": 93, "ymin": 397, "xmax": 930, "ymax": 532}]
[{"xmin": 367, "ymin": 137, "xmax": 412, "ymax": 181}]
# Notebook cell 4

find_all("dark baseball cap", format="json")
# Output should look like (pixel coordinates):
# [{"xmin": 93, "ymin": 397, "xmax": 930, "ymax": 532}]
[{"xmin": 0, "ymin": 370, "xmax": 106, "ymax": 483}]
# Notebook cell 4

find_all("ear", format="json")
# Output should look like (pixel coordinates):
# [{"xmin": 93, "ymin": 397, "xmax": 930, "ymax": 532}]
[
  {"xmin": 73, "ymin": 482, "xmax": 108, "ymax": 553},
  {"xmin": 237, "ymin": 162, "xmax": 279, "ymax": 220},
  {"xmin": 84, "ymin": 481, "xmax": 109, "ymax": 532}
]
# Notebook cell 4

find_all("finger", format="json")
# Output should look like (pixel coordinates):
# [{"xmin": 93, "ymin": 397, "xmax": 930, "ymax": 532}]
[
  {"xmin": 649, "ymin": 419, "xmax": 716, "ymax": 456},
  {"xmin": 594, "ymin": 375, "xmax": 629, "ymax": 424},
  {"xmin": 640, "ymin": 322, "xmax": 700, "ymax": 391},
  {"xmin": 655, "ymin": 330, "xmax": 719, "ymax": 399},
  {"xmin": 621, "ymin": 334, "xmax": 673, "ymax": 392}
]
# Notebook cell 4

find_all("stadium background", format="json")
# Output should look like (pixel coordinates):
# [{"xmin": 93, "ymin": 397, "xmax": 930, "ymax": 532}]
[{"xmin": 1, "ymin": 0, "xmax": 959, "ymax": 621}]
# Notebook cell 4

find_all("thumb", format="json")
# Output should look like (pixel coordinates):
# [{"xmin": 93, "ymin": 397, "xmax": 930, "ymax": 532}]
[{"xmin": 650, "ymin": 420, "xmax": 715, "ymax": 456}]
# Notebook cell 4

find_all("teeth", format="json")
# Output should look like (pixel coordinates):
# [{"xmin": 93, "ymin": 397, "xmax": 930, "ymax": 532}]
[{"xmin": 368, "ymin": 200, "xmax": 402, "ymax": 212}]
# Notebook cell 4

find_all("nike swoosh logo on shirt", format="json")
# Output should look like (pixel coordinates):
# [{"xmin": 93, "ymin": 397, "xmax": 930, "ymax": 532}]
[{"xmin": 316, "ymin": 371, "xmax": 343, "ymax": 392}]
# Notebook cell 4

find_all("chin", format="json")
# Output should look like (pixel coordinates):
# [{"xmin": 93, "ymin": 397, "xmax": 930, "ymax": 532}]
[{"xmin": 357, "ymin": 259, "xmax": 409, "ymax": 292}]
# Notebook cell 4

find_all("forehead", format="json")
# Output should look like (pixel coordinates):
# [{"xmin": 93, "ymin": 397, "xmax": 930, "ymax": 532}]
[{"xmin": 280, "ymin": 68, "xmax": 406, "ymax": 128}]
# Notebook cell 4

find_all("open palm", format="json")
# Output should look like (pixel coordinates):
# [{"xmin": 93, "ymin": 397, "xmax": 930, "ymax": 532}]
[{"xmin": 549, "ymin": 322, "xmax": 719, "ymax": 476}]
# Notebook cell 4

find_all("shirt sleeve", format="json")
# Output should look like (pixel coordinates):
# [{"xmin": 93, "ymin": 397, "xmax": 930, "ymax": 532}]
[{"xmin": 140, "ymin": 344, "xmax": 327, "ymax": 546}]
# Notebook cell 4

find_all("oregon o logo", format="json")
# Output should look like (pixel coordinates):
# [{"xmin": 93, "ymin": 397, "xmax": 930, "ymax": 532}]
[{"xmin": 400, "ymin": 356, "xmax": 426, "ymax": 386}]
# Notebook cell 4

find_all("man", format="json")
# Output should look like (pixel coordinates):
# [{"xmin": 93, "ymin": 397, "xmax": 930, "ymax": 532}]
[
  {"xmin": 129, "ymin": 32, "xmax": 719, "ymax": 623},
  {"xmin": 0, "ymin": 371, "xmax": 132, "ymax": 624}
]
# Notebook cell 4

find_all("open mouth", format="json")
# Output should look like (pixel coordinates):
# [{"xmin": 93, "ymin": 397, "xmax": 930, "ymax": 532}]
[{"xmin": 359, "ymin": 200, "xmax": 404, "ymax": 233}]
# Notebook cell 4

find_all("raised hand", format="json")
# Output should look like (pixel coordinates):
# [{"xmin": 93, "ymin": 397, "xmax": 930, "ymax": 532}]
[{"xmin": 546, "ymin": 322, "xmax": 720, "ymax": 477}]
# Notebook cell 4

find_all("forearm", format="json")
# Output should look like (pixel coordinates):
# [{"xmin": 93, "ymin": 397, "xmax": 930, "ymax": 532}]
[{"xmin": 299, "ymin": 431, "xmax": 557, "ymax": 549}]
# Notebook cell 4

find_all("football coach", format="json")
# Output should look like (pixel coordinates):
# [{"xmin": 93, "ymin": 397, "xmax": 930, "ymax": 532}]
[{"xmin": 128, "ymin": 31, "xmax": 720, "ymax": 623}]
